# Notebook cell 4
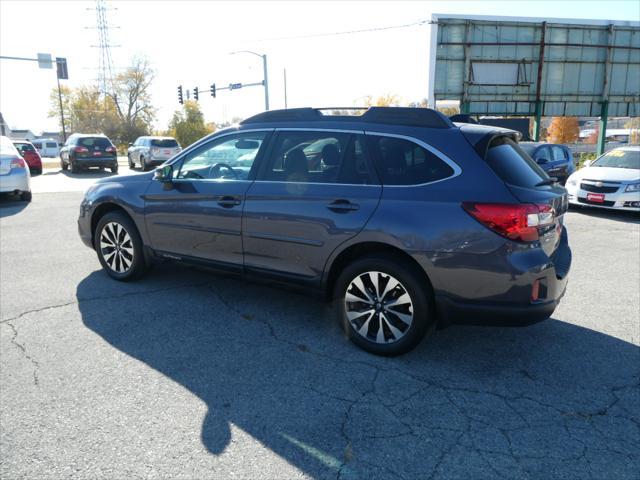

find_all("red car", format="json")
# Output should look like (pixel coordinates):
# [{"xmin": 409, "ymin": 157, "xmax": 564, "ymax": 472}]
[{"xmin": 13, "ymin": 141, "xmax": 42, "ymax": 175}]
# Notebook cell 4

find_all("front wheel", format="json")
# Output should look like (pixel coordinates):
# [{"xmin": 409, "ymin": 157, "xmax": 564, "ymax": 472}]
[
  {"xmin": 94, "ymin": 211, "xmax": 147, "ymax": 281},
  {"xmin": 333, "ymin": 254, "xmax": 435, "ymax": 356}
]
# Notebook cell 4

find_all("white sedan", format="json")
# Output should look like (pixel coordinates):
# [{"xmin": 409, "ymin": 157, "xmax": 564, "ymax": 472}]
[
  {"xmin": 566, "ymin": 146, "xmax": 640, "ymax": 212},
  {"xmin": 0, "ymin": 135, "xmax": 32, "ymax": 202}
]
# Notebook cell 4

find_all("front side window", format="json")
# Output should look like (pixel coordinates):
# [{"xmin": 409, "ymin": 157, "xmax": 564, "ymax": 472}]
[
  {"xmin": 176, "ymin": 132, "xmax": 267, "ymax": 181},
  {"xmin": 261, "ymin": 131, "xmax": 375, "ymax": 184},
  {"xmin": 366, "ymin": 135, "xmax": 454, "ymax": 185}
]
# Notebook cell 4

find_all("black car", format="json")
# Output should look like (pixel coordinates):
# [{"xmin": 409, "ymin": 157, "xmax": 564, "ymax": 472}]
[
  {"xmin": 78, "ymin": 107, "xmax": 571, "ymax": 356},
  {"xmin": 519, "ymin": 142, "xmax": 576, "ymax": 185},
  {"xmin": 60, "ymin": 134, "xmax": 118, "ymax": 173}
]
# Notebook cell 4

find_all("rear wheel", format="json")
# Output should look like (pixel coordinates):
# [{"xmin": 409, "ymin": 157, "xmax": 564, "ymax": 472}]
[
  {"xmin": 61, "ymin": 157, "xmax": 68, "ymax": 171},
  {"xmin": 70, "ymin": 158, "xmax": 79, "ymax": 174},
  {"xmin": 20, "ymin": 191, "xmax": 32, "ymax": 202},
  {"xmin": 334, "ymin": 254, "xmax": 434, "ymax": 356},
  {"xmin": 111, "ymin": 164, "xmax": 118, "ymax": 173},
  {"xmin": 94, "ymin": 211, "xmax": 147, "ymax": 281},
  {"xmin": 128, "ymin": 154, "xmax": 134, "ymax": 169},
  {"xmin": 140, "ymin": 156, "xmax": 147, "ymax": 171}
]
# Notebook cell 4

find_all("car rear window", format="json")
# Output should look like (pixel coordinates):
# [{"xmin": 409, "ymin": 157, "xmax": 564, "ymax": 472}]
[
  {"xmin": 485, "ymin": 137, "xmax": 549, "ymax": 188},
  {"xmin": 46, "ymin": 142, "xmax": 57, "ymax": 148},
  {"xmin": 15, "ymin": 143, "xmax": 36, "ymax": 152},
  {"xmin": 78, "ymin": 137, "xmax": 112, "ymax": 148},
  {"xmin": 151, "ymin": 138, "xmax": 178, "ymax": 148}
]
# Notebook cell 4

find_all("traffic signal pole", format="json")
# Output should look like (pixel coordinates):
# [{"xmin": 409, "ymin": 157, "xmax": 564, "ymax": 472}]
[{"xmin": 56, "ymin": 74, "xmax": 67, "ymax": 142}]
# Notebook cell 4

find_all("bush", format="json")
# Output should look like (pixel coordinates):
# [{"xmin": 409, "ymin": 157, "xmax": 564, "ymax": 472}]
[{"xmin": 577, "ymin": 152, "xmax": 598, "ymax": 169}]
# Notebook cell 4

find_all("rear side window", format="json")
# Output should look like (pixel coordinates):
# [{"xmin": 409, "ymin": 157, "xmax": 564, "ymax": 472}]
[
  {"xmin": 32, "ymin": 142, "xmax": 42, "ymax": 149},
  {"xmin": 366, "ymin": 135, "xmax": 454, "ymax": 185},
  {"xmin": 151, "ymin": 138, "xmax": 179, "ymax": 148},
  {"xmin": 78, "ymin": 137, "xmax": 112, "ymax": 148},
  {"xmin": 485, "ymin": 137, "xmax": 549, "ymax": 188},
  {"xmin": 551, "ymin": 146, "xmax": 567, "ymax": 161}
]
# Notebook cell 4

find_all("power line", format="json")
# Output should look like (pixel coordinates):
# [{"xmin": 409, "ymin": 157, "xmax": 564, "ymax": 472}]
[{"xmin": 244, "ymin": 19, "xmax": 429, "ymax": 43}]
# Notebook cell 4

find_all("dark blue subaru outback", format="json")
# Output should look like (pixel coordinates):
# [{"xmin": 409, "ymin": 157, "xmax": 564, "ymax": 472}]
[{"xmin": 78, "ymin": 107, "xmax": 571, "ymax": 355}]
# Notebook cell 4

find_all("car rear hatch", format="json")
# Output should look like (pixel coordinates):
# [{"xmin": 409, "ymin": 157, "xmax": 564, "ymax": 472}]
[
  {"xmin": 150, "ymin": 139, "xmax": 180, "ymax": 160},
  {"xmin": 461, "ymin": 125, "xmax": 569, "ymax": 259},
  {"xmin": 0, "ymin": 154, "xmax": 14, "ymax": 175},
  {"xmin": 76, "ymin": 137, "xmax": 116, "ymax": 159}
]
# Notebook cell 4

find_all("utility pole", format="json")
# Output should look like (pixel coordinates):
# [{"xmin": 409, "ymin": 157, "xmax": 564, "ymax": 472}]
[
  {"xmin": 230, "ymin": 50, "xmax": 269, "ymax": 111},
  {"xmin": 56, "ymin": 74, "xmax": 67, "ymax": 142},
  {"xmin": 283, "ymin": 68, "xmax": 288, "ymax": 109}
]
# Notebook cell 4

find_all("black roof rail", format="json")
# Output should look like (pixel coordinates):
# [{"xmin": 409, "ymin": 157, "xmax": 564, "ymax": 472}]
[{"xmin": 240, "ymin": 107, "xmax": 454, "ymax": 129}]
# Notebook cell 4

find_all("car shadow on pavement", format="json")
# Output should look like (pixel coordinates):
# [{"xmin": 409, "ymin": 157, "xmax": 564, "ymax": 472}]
[
  {"xmin": 0, "ymin": 193, "xmax": 30, "ymax": 216},
  {"xmin": 76, "ymin": 265, "xmax": 640, "ymax": 479},
  {"xmin": 41, "ymin": 169, "xmax": 118, "ymax": 179}
]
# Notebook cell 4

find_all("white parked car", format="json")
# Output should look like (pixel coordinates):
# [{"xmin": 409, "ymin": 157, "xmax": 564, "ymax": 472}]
[
  {"xmin": 566, "ymin": 146, "xmax": 640, "ymax": 212},
  {"xmin": 0, "ymin": 135, "xmax": 32, "ymax": 202}
]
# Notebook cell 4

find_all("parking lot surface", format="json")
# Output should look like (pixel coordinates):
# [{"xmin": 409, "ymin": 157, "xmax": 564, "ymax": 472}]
[{"xmin": 1, "ymin": 186, "xmax": 639, "ymax": 479}]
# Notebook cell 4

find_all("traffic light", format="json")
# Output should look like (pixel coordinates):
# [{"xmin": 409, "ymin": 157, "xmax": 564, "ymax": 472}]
[
  {"xmin": 193, "ymin": 86, "xmax": 199, "ymax": 101},
  {"xmin": 178, "ymin": 85, "xmax": 183, "ymax": 105},
  {"xmin": 56, "ymin": 58, "xmax": 68, "ymax": 80},
  {"xmin": 210, "ymin": 83, "xmax": 216, "ymax": 98}
]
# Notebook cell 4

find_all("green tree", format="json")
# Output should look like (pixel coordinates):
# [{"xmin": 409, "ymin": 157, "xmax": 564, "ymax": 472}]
[
  {"xmin": 48, "ymin": 85, "xmax": 119, "ymax": 138},
  {"xmin": 167, "ymin": 101, "xmax": 214, "ymax": 147}
]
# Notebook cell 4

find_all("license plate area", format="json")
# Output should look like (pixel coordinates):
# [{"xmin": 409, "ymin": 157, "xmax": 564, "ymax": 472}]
[{"xmin": 587, "ymin": 193, "xmax": 605, "ymax": 203}]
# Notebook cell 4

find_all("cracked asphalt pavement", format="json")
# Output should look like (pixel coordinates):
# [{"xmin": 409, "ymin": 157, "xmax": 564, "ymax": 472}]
[{"xmin": 1, "ymin": 190, "xmax": 639, "ymax": 479}]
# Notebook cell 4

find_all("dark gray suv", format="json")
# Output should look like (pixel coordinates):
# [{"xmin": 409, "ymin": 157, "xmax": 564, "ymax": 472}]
[{"xmin": 78, "ymin": 107, "xmax": 571, "ymax": 355}]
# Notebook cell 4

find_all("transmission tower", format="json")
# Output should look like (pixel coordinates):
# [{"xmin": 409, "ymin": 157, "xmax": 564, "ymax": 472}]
[{"xmin": 91, "ymin": 0, "xmax": 118, "ymax": 97}]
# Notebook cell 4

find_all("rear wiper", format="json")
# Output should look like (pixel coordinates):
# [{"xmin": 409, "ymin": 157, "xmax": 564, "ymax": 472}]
[{"xmin": 535, "ymin": 177, "xmax": 558, "ymax": 187}]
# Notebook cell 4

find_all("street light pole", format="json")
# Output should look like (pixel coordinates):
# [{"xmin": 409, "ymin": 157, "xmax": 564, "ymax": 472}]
[{"xmin": 230, "ymin": 50, "xmax": 269, "ymax": 111}]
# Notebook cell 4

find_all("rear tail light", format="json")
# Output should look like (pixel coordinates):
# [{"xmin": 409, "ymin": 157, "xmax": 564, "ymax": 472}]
[
  {"xmin": 462, "ymin": 202, "xmax": 555, "ymax": 242},
  {"xmin": 10, "ymin": 157, "xmax": 26, "ymax": 169},
  {"xmin": 74, "ymin": 146, "xmax": 89, "ymax": 153},
  {"xmin": 105, "ymin": 146, "xmax": 116, "ymax": 153}
]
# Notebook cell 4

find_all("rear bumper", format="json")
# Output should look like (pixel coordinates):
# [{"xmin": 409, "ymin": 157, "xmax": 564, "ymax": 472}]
[
  {"xmin": 75, "ymin": 157, "xmax": 118, "ymax": 168},
  {"xmin": 0, "ymin": 169, "xmax": 31, "ymax": 193},
  {"xmin": 434, "ymin": 227, "xmax": 571, "ymax": 327}
]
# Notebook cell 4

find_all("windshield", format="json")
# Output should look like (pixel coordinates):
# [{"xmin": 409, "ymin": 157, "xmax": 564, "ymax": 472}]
[{"xmin": 592, "ymin": 149, "xmax": 640, "ymax": 169}]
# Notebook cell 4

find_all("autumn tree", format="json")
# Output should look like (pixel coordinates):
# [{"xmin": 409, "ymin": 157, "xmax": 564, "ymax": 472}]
[
  {"xmin": 363, "ymin": 94, "xmax": 401, "ymax": 107},
  {"xmin": 624, "ymin": 117, "xmax": 639, "ymax": 144},
  {"xmin": 167, "ymin": 101, "xmax": 214, "ymax": 147},
  {"xmin": 585, "ymin": 124, "xmax": 599, "ymax": 144},
  {"xmin": 106, "ymin": 56, "xmax": 156, "ymax": 143},
  {"xmin": 546, "ymin": 117, "xmax": 580, "ymax": 144}
]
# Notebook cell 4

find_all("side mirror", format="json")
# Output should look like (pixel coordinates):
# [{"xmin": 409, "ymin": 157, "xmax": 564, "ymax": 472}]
[
  {"xmin": 153, "ymin": 164, "xmax": 173, "ymax": 183},
  {"xmin": 535, "ymin": 156, "xmax": 549, "ymax": 165},
  {"xmin": 128, "ymin": 142, "xmax": 133, "ymax": 147}
]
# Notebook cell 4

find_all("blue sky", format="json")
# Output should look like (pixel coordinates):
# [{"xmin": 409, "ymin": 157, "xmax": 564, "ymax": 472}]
[{"xmin": 1, "ymin": 0, "xmax": 639, "ymax": 133}]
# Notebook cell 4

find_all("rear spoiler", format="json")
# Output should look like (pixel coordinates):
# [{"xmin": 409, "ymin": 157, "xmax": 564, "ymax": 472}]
[{"xmin": 455, "ymin": 123, "xmax": 521, "ymax": 160}]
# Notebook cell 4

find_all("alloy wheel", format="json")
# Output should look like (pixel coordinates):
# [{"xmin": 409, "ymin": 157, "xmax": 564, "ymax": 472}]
[
  {"xmin": 344, "ymin": 271, "xmax": 414, "ymax": 344},
  {"xmin": 99, "ymin": 222, "xmax": 134, "ymax": 273}
]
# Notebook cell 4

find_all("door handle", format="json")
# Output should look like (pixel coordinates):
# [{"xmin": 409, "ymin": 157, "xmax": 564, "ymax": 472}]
[
  {"xmin": 327, "ymin": 199, "xmax": 359, "ymax": 213},
  {"xmin": 217, "ymin": 195, "xmax": 242, "ymax": 208}
]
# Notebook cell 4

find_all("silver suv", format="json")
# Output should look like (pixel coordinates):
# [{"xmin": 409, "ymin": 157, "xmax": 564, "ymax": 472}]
[{"xmin": 127, "ymin": 136, "xmax": 181, "ymax": 171}]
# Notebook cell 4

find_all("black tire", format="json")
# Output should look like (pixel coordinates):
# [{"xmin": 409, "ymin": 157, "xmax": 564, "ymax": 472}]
[
  {"xmin": 128, "ymin": 154, "xmax": 134, "ymax": 169},
  {"xmin": 94, "ymin": 211, "xmax": 147, "ymax": 281},
  {"xmin": 20, "ymin": 191, "xmax": 32, "ymax": 202},
  {"xmin": 333, "ymin": 254, "xmax": 435, "ymax": 356},
  {"xmin": 61, "ymin": 157, "xmax": 68, "ymax": 171},
  {"xmin": 140, "ymin": 156, "xmax": 147, "ymax": 171},
  {"xmin": 111, "ymin": 164, "xmax": 118, "ymax": 173},
  {"xmin": 34, "ymin": 168, "xmax": 42, "ymax": 175},
  {"xmin": 70, "ymin": 157, "xmax": 79, "ymax": 174}
]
